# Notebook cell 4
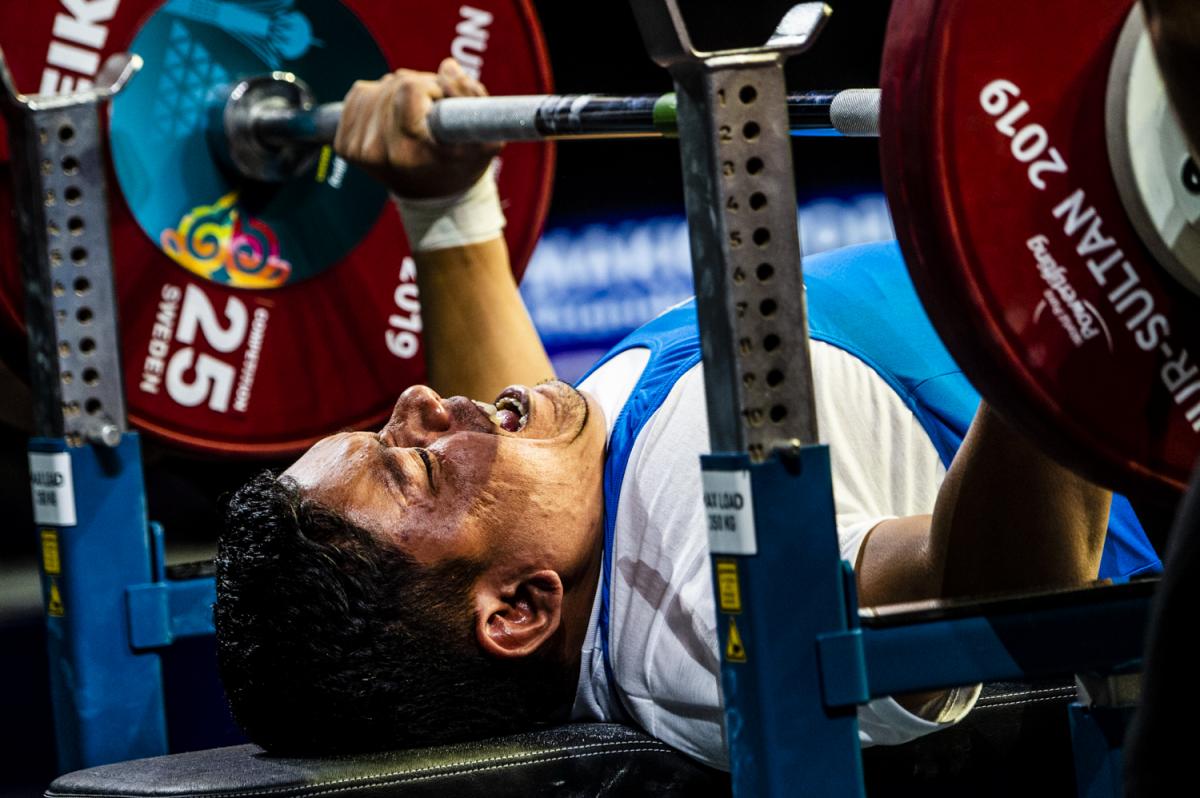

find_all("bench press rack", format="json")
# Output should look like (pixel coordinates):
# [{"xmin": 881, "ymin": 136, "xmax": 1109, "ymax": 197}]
[
  {"xmin": 0, "ymin": 1, "xmax": 1164, "ymax": 795},
  {"xmin": 628, "ymin": 1, "xmax": 1156, "ymax": 796}
]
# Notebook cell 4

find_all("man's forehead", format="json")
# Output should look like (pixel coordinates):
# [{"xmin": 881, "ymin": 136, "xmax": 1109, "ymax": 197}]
[
  {"xmin": 283, "ymin": 432, "xmax": 404, "ymax": 518},
  {"xmin": 284, "ymin": 432, "xmax": 365, "ymax": 487}
]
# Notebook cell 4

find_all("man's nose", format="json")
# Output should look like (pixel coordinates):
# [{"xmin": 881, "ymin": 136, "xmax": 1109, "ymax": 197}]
[{"xmin": 386, "ymin": 385, "xmax": 452, "ymax": 444}]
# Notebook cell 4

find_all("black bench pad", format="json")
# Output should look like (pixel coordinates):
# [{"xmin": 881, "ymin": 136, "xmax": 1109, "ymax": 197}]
[
  {"xmin": 45, "ymin": 723, "xmax": 729, "ymax": 798},
  {"xmin": 46, "ymin": 680, "xmax": 1079, "ymax": 797}
]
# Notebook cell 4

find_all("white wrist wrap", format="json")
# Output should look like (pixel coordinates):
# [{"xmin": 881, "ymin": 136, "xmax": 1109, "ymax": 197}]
[{"xmin": 392, "ymin": 163, "xmax": 506, "ymax": 252}]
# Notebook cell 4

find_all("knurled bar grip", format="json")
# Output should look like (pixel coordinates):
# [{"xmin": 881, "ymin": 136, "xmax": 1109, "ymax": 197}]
[{"xmin": 249, "ymin": 89, "xmax": 881, "ymax": 147}]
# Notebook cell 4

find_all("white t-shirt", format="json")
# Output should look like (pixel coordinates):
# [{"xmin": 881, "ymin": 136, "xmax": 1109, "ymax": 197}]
[{"xmin": 571, "ymin": 340, "xmax": 980, "ymax": 770}]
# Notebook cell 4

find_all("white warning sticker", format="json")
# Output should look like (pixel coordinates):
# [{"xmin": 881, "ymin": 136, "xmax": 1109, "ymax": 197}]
[
  {"xmin": 28, "ymin": 452, "xmax": 77, "ymax": 527},
  {"xmin": 703, "ymin": 469, "xmax": 757, "ymax": 555}
]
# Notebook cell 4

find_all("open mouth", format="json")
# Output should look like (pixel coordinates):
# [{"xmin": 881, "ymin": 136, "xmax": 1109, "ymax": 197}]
[{"xmin": 472, "ymin": 386, "xmax": 530, "ymax": 433}]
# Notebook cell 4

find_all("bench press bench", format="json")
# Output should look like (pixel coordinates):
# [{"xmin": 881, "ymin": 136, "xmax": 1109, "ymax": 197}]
[{"xmin": 45, "ymin": 680, "xmax": 1079, "ymax": 798}]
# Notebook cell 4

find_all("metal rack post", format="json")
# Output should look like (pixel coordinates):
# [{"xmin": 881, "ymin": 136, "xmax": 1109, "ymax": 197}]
[{"xmin": 1, "ymin": 48, "xmax": 217, "ymax": 772}]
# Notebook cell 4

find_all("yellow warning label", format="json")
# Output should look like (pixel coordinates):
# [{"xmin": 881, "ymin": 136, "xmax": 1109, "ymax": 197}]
[
  {"xmin": 716, "ymin": 560, "xmax": 742, "ymax": 613},
  {"xmin": 725, "ymin": 617, "xmax": 747, "ymax": 663},
  {"xmin": 41, "ymin": 530, "xmax": 61, "ymax": 575},
  {"xmin": 47, "ymin": 580, "xmax": 65, "ymax": 618},
  {"xmin": 315, "ymin": 146, "xmax": 332, "ymax": 183}
]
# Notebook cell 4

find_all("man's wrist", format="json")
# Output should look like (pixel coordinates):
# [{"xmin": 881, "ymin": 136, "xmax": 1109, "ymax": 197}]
[{"xmin": 392, "ymin": 162, "xmax": 506, "ymax": 253}]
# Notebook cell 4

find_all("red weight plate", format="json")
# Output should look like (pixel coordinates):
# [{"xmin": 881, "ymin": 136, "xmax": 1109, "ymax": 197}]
[
  {"xmin": 0, "ymin": 0, "xmax": 554, "ymax": 456},
  {"xmin": 881, "ymin": 0, "xmax": 1199, "ymax": 499}
]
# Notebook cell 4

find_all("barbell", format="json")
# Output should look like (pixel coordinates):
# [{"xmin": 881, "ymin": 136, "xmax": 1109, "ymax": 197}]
[
  {"xmin": 216, "ymin": 82, "xmax": 880, "ymax": 182},
  {"xmin": 0, "ymin": 0, "xmax": 874, "ymax": 458},
  {"xmin": 0, "ymin": 0, "xmax": 1197, "ymax": 500}
]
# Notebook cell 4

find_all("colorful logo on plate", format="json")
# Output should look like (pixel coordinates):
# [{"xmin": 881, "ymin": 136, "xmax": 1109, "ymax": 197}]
[
  {"xmin": 161, "ymin": 192, "xmax": 293, "ymax": 289},
  {"xmin": 109, "ymin": 0, "xmax": 389, "ymax": 290}
]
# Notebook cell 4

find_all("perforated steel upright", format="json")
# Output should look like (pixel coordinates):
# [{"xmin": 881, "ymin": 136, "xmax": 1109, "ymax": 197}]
[
  {"xmin": 627, "ymin": 3, "xmax": 866, "ymax": 795},
  {"xmin": 0, "ymin": 50, "xmax": 170, "ymax": 771}
]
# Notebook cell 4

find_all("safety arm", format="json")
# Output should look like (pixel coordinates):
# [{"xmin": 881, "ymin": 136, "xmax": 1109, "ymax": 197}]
[{"xmin": 412, "ymin": 238, "xmax": 555, "ymax": 401}]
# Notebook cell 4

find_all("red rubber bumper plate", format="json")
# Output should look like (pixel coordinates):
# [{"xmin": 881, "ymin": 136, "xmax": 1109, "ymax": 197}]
[
  {"xmin": 0, "ymin": 0, "xmax": 553, "ymax": 456},
  {"xmin": 882, "ymin": 0, "xmax": 1199, "ymax": 498}
]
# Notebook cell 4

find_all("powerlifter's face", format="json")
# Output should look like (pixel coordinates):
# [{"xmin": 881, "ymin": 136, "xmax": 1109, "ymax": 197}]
[{"xmin": 283, "ymin": 381, "xmax": 605, "ymax": 566}]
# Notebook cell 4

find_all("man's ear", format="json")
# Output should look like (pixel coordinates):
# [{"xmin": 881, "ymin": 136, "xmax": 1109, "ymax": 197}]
[{"xmin": 475, "ymin": 569, "xmax": 563, "ymax": 659}]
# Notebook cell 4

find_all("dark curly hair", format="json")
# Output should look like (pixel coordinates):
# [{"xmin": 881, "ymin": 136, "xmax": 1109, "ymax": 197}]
[{"xmin": 215, "ymin": 471, "xmax": 572, "ymax": 754}]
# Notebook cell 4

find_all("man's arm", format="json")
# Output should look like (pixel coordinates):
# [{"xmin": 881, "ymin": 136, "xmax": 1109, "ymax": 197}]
[
  {"xmin": 857, "ymin": 401, "xmax": 1110, "ymax": 606},
  {"xmin": 413, "ymin": 239, "xmax": 554, "ymax": 399},
  {"xmin": 334, "ymin": 60, "xmax": 554, "ymax": 401},
  {"xmin": 853, "ymin": 402, "xmax": 1109, "ymax": 716}
]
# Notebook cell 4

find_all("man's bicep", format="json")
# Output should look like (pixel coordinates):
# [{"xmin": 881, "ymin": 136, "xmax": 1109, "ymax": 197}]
[{"xmin": 854, "ymin": 514, "xmax": 937, "ymax": 608}]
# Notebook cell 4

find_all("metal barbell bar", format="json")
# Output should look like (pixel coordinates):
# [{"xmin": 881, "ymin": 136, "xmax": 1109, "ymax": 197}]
[
  {"xmin": 255, "ymin": 88, "xmax": 881, "ymax": 144},
  {"xmin": 213, "ymin": 74, "xmax": 880, "ymax": 182}
]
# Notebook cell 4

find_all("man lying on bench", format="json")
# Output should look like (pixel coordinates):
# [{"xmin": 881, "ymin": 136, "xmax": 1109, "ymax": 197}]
[{"xmin": 214, "ymin": 60, "xmax": 1156, "ymax": 769}]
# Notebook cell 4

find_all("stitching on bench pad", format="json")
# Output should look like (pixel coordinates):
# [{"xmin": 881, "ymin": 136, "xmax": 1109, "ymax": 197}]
[
  {"xmin": 47, "ymin": 742, "xmax": 678, "ymax": 798},
  {"xmin": 975, "ymin": 694, "xmax": 1076, "ymax": 711},
  {"xmin": 976, "ymin": 686, "xmax": 1075, "ymax": 704}
]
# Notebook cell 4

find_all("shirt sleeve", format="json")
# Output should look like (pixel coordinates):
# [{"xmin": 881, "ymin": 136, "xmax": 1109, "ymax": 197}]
[
  {"xmin": 809, "ymin": 340, "xmax": 947, "ymax": 567},
  {"xmin": 858, "ymin": 685, "xmax": 983, "ymax": 746}
]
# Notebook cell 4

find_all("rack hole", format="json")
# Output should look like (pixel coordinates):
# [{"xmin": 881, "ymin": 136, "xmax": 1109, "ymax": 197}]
[
  {"xmin": 739, "ymin": 85, "xmax": 757, "ymax": 104},
  {"xmin": 753, "ymin": 228, "xmax": 771, "ymax": 246},
  {"xmin": 74, "ymin": 277, "xmax": 91, "ymax": 295},
  {"xmin": 760, "ymin": 298, "xmax": 778, "ymax": 317},
  {"xmin": 749, "ymin": 192, "xmax": 767, "ymax": 210},
  {"xmin": 64, "ymin": 186, "xmax": 82, "ymax": 205},
  {"xmin": 1184, "ymin": 158, "xmax": 1200, "ymax": 195},
  {"xmin": 71, "ymin": 247, "xmax": 87, "ymax": 265},
  {"xmin": 84, "ymin": 398, "xmax": 102, "ymax": 415},
  {"xmin": 67, "ymin": 217, "xmax": 85, "ymax": 235},
  {"xmin": 756, "ymin": 262, "xmax": 774, "ymax": 282},
  {"xmin": 743, "ymin": 121, "xmax": 761, "ymax": 141},
  {"xmin": 770, "ymin": 404, "xmax": 788, "ymax": 423},
  {"xmin": 767, "ymin": 369, "xmax": 784, "ymax": 387},
  {"xmin": 746, "ymin": 157, "xmax": 764, "ymax": 175},
  {"xmin": 763, "ymin": 333, "xmax": 781, "ymax": 352},
  {"xmin": 82, "ymin": 367, "xmax": 99, "ymax": 386},
  {"xmin": 58, "ymin": 125, "xmax": 75, "ymax": 144},
  {"xmin": 76, "ymin": 307, "xmax": 93, "ymax": 324},
  {"xmin": 79, "ymin": 337, "xmax": 96, "ymax": 354},
  {"xmin": 62, "ymin": 156, "xmax": 80, "ymax": 175}
]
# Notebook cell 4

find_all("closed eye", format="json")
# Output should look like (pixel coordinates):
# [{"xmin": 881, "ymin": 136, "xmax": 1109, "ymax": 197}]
[{"xmin": 416, "ymin": 448, "xmax": 435, "ymax": 488}]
